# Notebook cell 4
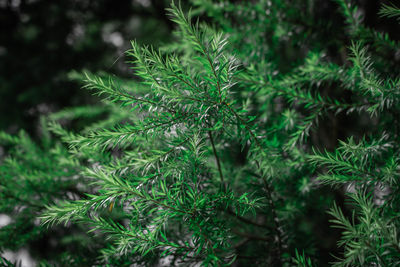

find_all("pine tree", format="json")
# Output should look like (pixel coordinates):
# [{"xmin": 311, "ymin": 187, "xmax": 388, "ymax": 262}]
[{"xmin": 1, "ymin": 0, "xmax": 400, "ymax": 266}]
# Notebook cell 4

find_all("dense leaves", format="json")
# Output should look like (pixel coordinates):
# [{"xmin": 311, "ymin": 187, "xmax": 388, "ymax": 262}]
[{"xmin": 1, "ymin": 0, "xmax": 400, "ymax": 266}]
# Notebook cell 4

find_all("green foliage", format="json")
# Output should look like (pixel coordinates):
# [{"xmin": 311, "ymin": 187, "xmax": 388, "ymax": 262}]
[
  {"xmin": 379, "ymin": 3, "xmax": 400, "ymax": 21},
  {"xmin": 293, "ymin": 249, "xmax": 313, "ymax": 267},
  {"xmin": 2, "ymin": 0, "xmax": 400, "ymax": 266},
  {"xmin": 0, "ymin": 120, "xmax": 100, "ymax": 265},
  {"xmin": 328, "ymin": 192, "xmax": 400, "ymax": 266}
]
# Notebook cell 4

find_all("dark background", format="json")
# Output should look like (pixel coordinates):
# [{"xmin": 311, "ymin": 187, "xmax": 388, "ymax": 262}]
[{"xmin": 0, "ymin": 0, "xmax": 174, "ymax": 135}]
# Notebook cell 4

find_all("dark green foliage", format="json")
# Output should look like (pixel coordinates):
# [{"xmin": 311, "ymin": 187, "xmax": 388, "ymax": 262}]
[{"xmin": 1, "ymin": 0, "xmax": 400, "ymax": 266}]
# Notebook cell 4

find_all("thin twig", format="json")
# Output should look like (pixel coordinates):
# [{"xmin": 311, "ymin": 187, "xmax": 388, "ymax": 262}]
[
  {"xmin": 262, "ymin": 177, "xmax": 283, "ymax": 267},
  {"xmin": 231, "ymin": 228, "xmax": 271, "ymax": 242},
  {"xmin": 247, "ymin": 170, "xmax": 284, "ymax": 266},
  {"xmin": 208, "ymin": 130, "xmax": 226, "ymax": 190},
  {"xmin": 225, "ymin": 209, "xmax": 272, "ymax": 231}
]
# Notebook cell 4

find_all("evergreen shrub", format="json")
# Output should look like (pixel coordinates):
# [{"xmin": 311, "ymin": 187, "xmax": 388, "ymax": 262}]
[{"xmin": 1, "ymin": 1, "xmax": 400, "ymax": 266}]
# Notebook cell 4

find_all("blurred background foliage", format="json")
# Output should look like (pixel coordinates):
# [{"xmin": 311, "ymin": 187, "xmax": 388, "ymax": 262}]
[{"xmin": 0, "ymin": 0, "xmax": 174, "ymax": 135}]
